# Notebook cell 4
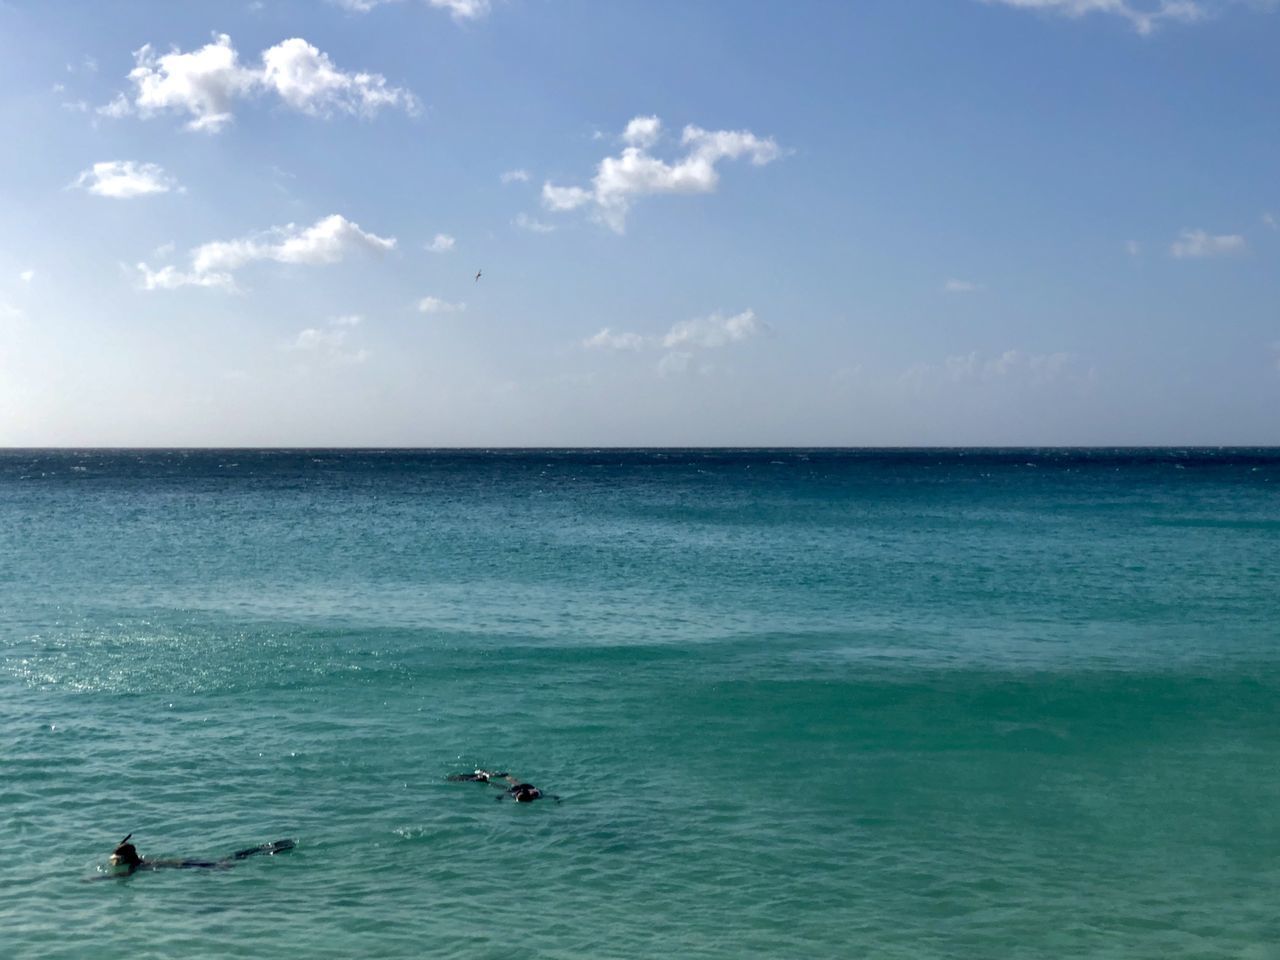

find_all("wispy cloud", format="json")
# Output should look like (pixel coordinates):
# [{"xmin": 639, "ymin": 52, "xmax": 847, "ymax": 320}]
[
  {"xmin": 513, "ymin": 212, "xmax": 555, "ymax": 233},
  {"xmin": 501, "ymin": 169, "xmax": 530, "ymax": 184},
  {"xmin": 978, "ymin": 0, "xmax": 1209, "ymax": 34},
  {"xmin": 983, "ymin": 0, "xmax": 1280, "ymax": 33},
  {"xmin": 1263, "ymin": 212, "xmax": 1278, "ymax": 230},
  {"xmin": 542, "ymin": 115, "xmax": 781, "ymax": 232},
  {"xmin": 943, "ymin": 278, "xmax": 984, "ymax": 293},
  {"xmin": 1170, "ymin": 228, "xmax": 1246, "ymax": 258},
  {"xmin": 426, "ymin": 233, "xmax": 456, "ymax": 253},
  {"xmin": 662, "ymin": 309, "xmax": 764, "ymax": 348},
  {"xmin": 330, "ymin": 0, "xmax": 491, "ymax": 19},
  {"xmin": 1126, "ymin": 240, "xmax": 1142, "ymax": 256},
  {"xmin": 99, "ymin": 33, "xmax": 417, "ymax": 133},
  {"xmin": 903, "ymin": 348, "xmax": 1086, "ymax": 389},
  {"xmin": 656, "ymin": 351, "xmax": 696, "ymax": 377},
  {"xmin": 65, "ymin": 55, "xmax": 98, "ymax": 75},
  {"xmin": 582, "ymin": 328, "xmax": 645, "ymax": 351},
  {"xmin": 137, "ymin": 213, "xmax": 395, "ymax": 290},
  {"xmin": 288, "ymin": 314, "xmax": 370, "ymax": 364},
  {"xmin": 72, "ymin": 160, "xmax": 179, "ymax": 198},
  {"xmin": 582, "ymin": 309, "xmax": 766, "ymax": 378},
  {"xmin": 18, "ymin": 270, "xmax": 34, "ymax": 283},
  {"xmin": 136, "ymin": 264, "xmax": 235, "ymax": 290},
  {"xmin": 417, "ymin": 296, "xmax": 465, "ymax": 314}
]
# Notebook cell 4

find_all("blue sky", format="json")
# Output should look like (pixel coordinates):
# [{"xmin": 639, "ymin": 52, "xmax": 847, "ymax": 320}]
[{"xmin": 0, "ymin": 0, "xmax": 1277, "ymax": 445}]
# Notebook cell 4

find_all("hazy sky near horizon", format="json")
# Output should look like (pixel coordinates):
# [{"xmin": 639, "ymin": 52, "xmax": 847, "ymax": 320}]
[{"xmin": 1, "ymin": 0, "xmax": 1277, "ymax": 445}]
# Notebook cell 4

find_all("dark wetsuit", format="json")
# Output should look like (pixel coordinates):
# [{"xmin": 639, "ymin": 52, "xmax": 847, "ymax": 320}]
[
  {"xmin": 105, "ymin": 839, "xmax": 295, "ymax": 877},
  {"xmin": 504, "ymin": 783, "xmax": 542, "ymax": 803},
  {"xmin": 448, "ymin": 770, "xmax": 559, "ymax": 803}
]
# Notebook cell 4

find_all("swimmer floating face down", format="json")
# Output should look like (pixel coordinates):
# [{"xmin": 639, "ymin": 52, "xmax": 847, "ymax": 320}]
[
  {"xmin": 446, "ymin": 770, "xmax": 561, "ymax": 803},
  {"xmin": 97, "ymin": 835, "xmax": 296, "ymax": 879}
]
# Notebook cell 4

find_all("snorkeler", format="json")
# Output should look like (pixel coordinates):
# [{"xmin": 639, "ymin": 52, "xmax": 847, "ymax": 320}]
[
  {"xmin": 102, "ymin": 834, "xmax": 296, "ymax": 877},
  {"xmin": 446, "ymin": 770, "xmax": 560, "ymax": 803}
]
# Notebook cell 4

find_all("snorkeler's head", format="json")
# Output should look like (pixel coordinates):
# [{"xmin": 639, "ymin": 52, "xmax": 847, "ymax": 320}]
[{"xmin": 110, "ymin": 834, "xmax": 142, "ymax": 870}]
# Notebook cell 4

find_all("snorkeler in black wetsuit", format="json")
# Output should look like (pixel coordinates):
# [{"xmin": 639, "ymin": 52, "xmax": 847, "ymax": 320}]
[
  {"xmin": 101, "ymin": 834, "xmax": 296, "ymax": 877},
  {"xmin": 446, "ymin": 770, "xmax": 560, "ymax": 803},
  {"xmin": 501, "ymin": 780, "xmax": 546, "ymax": 803}
]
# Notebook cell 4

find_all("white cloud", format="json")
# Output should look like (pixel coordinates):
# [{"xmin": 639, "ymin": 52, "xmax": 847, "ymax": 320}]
[
  {"xmin": 291, "ymin": 329, "xmax": 345, "ymax": 350},
  {"xmin": 330, "ymin": 0, "xmax": 491, "ymax": 17},
  {"xmin": 542, "ymin": 115, "xmax": 781, "ymax": 232},
  {"xmin": 417, "ymin": 296, "xmax": 465, "ymax": 313},
  {"xmin": 513, "ymin": 212, "xmax": 555, "ymax": 233},
  {"xmin": 330, "ymin": 0, "xmax": 397, "ymax": 10},
  {"xmin": 662, "ymin": 309, "xmax": 764, "ymax": 348},
  {"xmin": 1126, "ymin": 240, "xmax": 1142, "ymax": 256},
  {"xmin": 97, "ymin": 93, "xmax": 133, "ymax": 119},
  {"xmin": 1170, "ymin": 228, "xmax": 1247, "ymax": 258},
  {"xmin": 139, "ymin": 214, "xmax": 395, "ymax": 290},
  {"xmin": 194, "ymin": 214, "xmax": 395, "ymax": 273},
  {"xmin": 103, "ymin": 33, "xmax": 417, "ymax": 133},
  {"xmin": 426, "ymin": 233, "xmax": 456, "ymax": 253},
  {"xmin": 120, "ymin": 33, "xmax": 257, "ymax": 131},
  {"xmin": 261, "ymin": 37, "xmax": 418, "ymax": 117},
  {"xmin": 541, "ymin": 183, "xmax": 592, "ymax": 211},
  {"xmin": 582, "ymin": 328, "xmax": 645, "ymax": 351},
  {"xmin": 622, "ymin": 115, "xmax": 662, "ymax": 148},
  {"xmin": 501, "ymin": 169, "xmax": 530, "ymax": 184},
  {"xmin": 979, "ymin": 0, "xmax": 1208, "ymax": 34},
  {"xmin": 1264, "ymin": 212, "xmax": 1278, "ymax": 230},
  {"xmin": 580, "ymin": 309, "xmax": 765, "ymax": 363},
  {"xmin": 429, "ymin": 0, "xmax": 491, "ymax": 18},
  {"xmin": 943, "ymin": 278, "xmax": 984, "ymax": 293},
  {"xmin": 136, "ymin": 263, "xmax": 234, "ymax": 290},
  {"xmin": 288, "ymin": 316, "xmax": 370, "ymax": 364},
  {"xmin": 72, "ymin": 160, "xmax": 178, "ymax": 198},
  {"xmin": 19, "ymin": 270, "xmax": 34, "ymax": 283}
]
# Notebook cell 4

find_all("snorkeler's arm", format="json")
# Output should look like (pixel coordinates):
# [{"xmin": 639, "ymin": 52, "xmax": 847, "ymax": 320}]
[{"xmin": 232, "ymin": 839, "xmax": 295, "ymax": 860}]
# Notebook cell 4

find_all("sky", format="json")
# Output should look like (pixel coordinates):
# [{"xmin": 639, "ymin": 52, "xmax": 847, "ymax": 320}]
[{"xmin": 0, "ymin": 0, "xmax": 1277, "ymax": 446}]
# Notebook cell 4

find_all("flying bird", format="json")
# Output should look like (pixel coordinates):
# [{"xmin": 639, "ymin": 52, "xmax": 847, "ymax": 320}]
[{"xmin": 474, "ymin": 269, "xmax": 482, "ymax": 282}]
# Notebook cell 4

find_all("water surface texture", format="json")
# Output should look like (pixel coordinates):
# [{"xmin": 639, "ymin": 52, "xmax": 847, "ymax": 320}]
[{"xmin": 3, "ymin": 449, "xmax": 1278, "ymax": 959}]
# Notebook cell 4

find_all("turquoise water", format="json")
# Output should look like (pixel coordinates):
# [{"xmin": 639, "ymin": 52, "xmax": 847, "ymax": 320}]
[{"xmin": 2, "ymin": 449, "xmax": 1278, "ymax": 959}]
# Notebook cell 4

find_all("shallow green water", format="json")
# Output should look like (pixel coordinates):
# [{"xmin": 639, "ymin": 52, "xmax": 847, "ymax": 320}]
[{"xmin": 2, "ymin": 449, "xmax": 1278, "ymax": 958}]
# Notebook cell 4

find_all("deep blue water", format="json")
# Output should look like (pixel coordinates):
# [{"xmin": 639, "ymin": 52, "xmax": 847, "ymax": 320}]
[{"xmin": 2, "ymin": 449, "xmax": 1278, "ymax": 958}]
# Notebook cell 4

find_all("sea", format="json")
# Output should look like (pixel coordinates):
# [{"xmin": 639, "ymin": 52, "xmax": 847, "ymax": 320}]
[{"xmin": 2, "ymin": 448, "xmax": 1278, "ymax": 959}]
